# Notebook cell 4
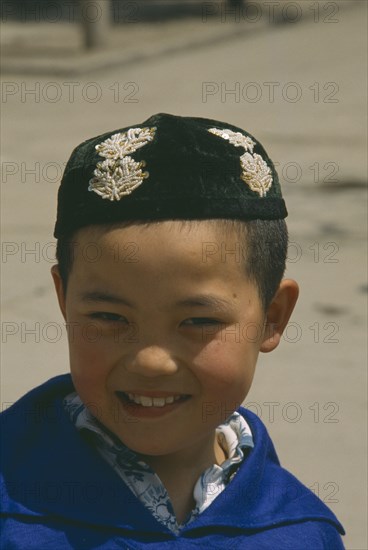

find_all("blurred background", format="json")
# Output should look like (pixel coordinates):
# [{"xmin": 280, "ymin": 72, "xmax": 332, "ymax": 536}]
[{"xmin": 1, "ymin": 1, "xmax": 367, "ymax": 547}]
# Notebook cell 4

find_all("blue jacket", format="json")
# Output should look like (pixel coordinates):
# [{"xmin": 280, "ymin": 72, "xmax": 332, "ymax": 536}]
[{"xmin": 1, "ymin": 374, "xmax": 345, "ymax": 549}]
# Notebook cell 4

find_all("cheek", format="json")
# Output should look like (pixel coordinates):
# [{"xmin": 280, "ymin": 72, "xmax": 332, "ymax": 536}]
[
  {"xmin": 67, "ymin": 330, "xmax": 116, "ymax": 397},
  {"xmin": 194, "ymin": 341, "xmax": 258, "ymax": 424},
  {"xmin": 194, "ymin": 339, "xmax": 258, "ymax": 391}
]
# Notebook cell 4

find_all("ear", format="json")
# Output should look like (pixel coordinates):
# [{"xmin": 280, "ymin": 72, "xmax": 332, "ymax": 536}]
[
  {"xmin": 260, "ymin": 279, "xmax": 299, "ymax": 353},
  {"xmin": 51, "ymin": 265, "xmax": 67, "ymax": 321}
]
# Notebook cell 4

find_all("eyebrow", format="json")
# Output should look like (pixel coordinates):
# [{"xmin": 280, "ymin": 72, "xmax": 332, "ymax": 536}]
[
  {"xmin": 78, "ymin": 291, "xmax": 134, "ymax": 307},
  {"xmin": 175, "ymin": 295, "xmax": 234, "ymax": 312},
  {"xmin": 78, "ymin": 291, "xmax": 235, "ymax": 312}
]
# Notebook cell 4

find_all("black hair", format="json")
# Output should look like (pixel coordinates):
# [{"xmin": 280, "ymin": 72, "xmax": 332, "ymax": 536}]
[{"xmin": 55, "ymin": 219, "xmax": 288, "ymax": 312}]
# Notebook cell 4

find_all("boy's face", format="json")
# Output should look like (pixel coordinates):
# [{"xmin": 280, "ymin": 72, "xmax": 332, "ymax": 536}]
[{"xmin": 52, "ymin": 221, "xmax": 293, "ymax": 461}]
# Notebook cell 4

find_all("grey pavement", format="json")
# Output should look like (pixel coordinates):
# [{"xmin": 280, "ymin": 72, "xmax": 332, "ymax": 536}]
[{"xmin": 1, "ymin": 2, "xmax": 367, "ymax": 548}]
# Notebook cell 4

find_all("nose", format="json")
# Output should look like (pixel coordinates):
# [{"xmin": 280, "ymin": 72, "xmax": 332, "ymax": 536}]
[{"xmin": 126, "ymin": 345, "xmax": 178, "ymax": 377}]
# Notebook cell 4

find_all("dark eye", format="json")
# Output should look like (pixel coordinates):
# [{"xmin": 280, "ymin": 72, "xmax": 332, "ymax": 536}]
[
  {"xmin": 182, "ymin": 318, "xmax": 222, "ymax": 326},
  {"xmin": 90, "ymin": 312, "xmax": 128, "ymax": 323}
]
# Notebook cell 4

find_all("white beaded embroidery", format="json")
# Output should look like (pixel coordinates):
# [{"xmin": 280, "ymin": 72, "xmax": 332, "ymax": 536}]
[
  {"xmin": 208, "ymin": 127, "xmax": 273, "ymax": 198},
  {"xmin": 208, "ymin": 128, "xmax": 256, "ymax": 152},
  {"xmin": 88, "ymin": 127, "xmax": 156, "ymax": 201}
]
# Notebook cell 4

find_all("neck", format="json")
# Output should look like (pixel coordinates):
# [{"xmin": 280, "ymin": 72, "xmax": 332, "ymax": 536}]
[{"xmin": 138, "ymin": 431, "xmax": 227, "ymax": 525}]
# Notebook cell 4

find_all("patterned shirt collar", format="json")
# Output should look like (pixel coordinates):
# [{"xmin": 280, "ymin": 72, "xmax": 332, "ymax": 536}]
[{"xmin": 64, "ymin": 392, "xmax": 253, "ymax": 534}]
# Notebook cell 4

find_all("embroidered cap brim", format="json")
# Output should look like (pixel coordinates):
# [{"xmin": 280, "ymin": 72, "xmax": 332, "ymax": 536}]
[{"xmin": 54, "ymin": 113, "xmax": 287, "ymax": 239}]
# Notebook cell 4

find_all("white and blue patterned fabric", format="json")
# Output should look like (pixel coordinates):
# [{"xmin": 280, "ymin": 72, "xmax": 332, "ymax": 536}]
[{"xmin": 64, "ymin": 392, "xmax": 254, "ymax": 535}]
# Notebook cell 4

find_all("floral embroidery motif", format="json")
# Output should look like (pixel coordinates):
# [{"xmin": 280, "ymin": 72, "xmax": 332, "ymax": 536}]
[
  {"xmin": 240, "ymin": 152, "xmax": 273, "ymax": 197},
  {"xmin": 208, "ymin": 128, "xmax": 256, "ymax": 152},
  {"xmin": 88, "ymin": 127, "xmax": 156, "ymax": 201},
  {"xmin": 208, "ymin": 127, "xmax": 273, "ymax": 198}
]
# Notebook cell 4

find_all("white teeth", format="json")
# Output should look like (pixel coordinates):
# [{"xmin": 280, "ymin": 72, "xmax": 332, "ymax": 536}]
[
  {"xmin": 153, "ymin": 397, "xmax": 165, "ymax": 407},
  {"xmin": 125, "ymin": 393, "xmax": 184, "ymax": 407},
  {"xmin": 141, "ymin": 396, "xmax": 153, "ymax": 407}
]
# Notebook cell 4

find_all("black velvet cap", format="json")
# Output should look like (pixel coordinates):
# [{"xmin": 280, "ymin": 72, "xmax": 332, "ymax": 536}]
[{"xmin": 53, "ymin": 113, "xmax": 287, "ymax": 238}]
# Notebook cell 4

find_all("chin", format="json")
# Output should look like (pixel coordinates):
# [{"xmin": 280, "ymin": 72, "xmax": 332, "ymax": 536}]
[{"xmin": 130, "ymin": 441, "xmax": 176, "ymax": 457}]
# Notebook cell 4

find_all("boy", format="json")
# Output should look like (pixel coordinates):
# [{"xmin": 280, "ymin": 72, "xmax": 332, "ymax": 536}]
[{"xmin": 1, "ymin": 113, "xmax": 345, "ymax": 548}]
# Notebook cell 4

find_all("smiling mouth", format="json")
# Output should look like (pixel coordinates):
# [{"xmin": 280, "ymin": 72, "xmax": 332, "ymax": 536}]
[{"xmin": 116, "ymin": 392, "xmax": 191, "ymax": 408}]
